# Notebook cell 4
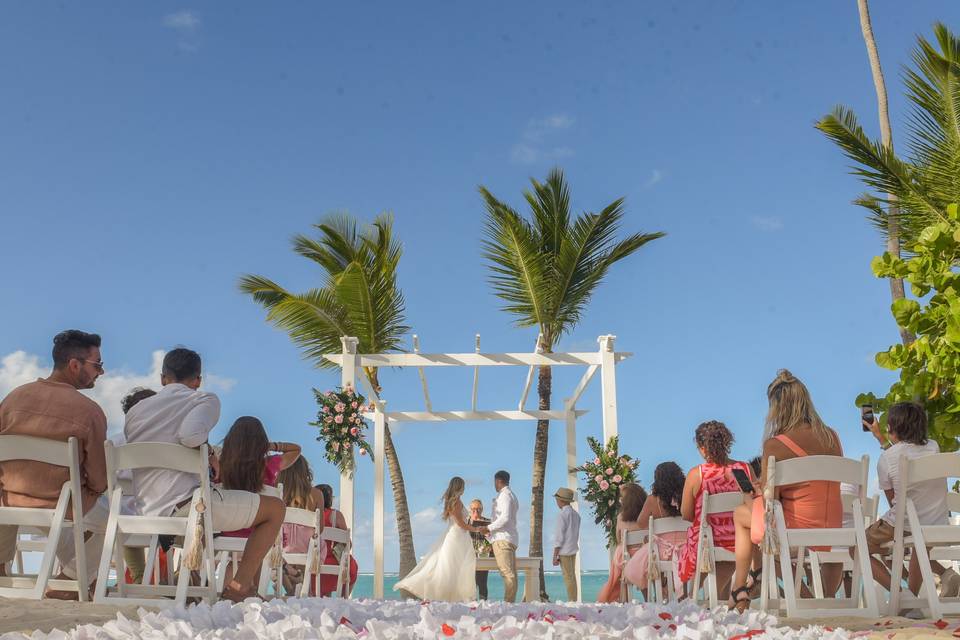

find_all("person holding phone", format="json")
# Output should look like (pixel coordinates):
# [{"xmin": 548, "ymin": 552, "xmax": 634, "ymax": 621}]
[{"xmin": 674, "ymin": 420, "xmax": 755, "ymax": 601}]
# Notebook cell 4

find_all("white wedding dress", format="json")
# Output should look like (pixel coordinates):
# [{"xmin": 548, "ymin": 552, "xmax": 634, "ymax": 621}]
[{"xmin": 393, "ymin": 509, "xmax": 476, "ymax": 601}]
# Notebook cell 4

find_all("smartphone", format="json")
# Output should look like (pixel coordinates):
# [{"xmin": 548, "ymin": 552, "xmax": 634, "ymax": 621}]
[
  {"xmin": 861, "ymin": 404, "xmax": 875, "ymax": 432},
  {"xmin": 730, "ymin": 468, "xmax": 754, "ymax": 494}
]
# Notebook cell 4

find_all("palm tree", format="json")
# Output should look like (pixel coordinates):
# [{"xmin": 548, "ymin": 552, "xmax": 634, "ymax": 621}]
[
  {"xmin": 480, "ymin": 168, "xmax": 664, "ymax": 599},
  {"xmin": 856, "ymin": 0, "xmax": 911, "ymax": 344},
  {"xmin": 238, "ymin": 213, "xmax": 418, "ymax": 579},
  {"xmin": 817, "ymin": 23, "xmax": 960, "ymax": 263}
]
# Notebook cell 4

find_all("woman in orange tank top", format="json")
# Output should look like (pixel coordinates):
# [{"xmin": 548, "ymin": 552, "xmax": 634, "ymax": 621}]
[{"xmin": 728, "ymin": 369, "xmax": 844, "ymax": 612}]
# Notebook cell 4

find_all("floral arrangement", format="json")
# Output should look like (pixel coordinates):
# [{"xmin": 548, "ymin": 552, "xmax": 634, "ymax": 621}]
[
  {"xmin": 573, "ymin": 435, "xmax": 639, "ymax": 548},
  {"xmin": 309, "ymin": 383, "xmax": 374, "ymax": 476}
]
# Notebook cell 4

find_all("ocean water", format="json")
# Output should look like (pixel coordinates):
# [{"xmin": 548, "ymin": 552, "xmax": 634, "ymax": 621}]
[{"xmin": 351, "ymin": 570, "xmax": 610, "ymax": 602}]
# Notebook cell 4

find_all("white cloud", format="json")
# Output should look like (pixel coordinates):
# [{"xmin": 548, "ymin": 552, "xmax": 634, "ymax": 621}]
[
  {"xmin": 510, "ymin": 114, "xmax": 575, "ymax": 165},
  {"xmin": 751, "ymin": 216, "xmax": 784, "ymax": 232},
  {"xmin": 0, "ymin": 350, "xmax": 235, "ymax": 436},
  {"xmin": 162, "ymin": 10, "xmax": 201, "ymax": 52},
  {"xmin": 163, "ymin": 10, "xmax": 200, "ymax": 32},
  {"xmin": 643, "ymin": 169, "xmax": 663, "ymax": 189}
]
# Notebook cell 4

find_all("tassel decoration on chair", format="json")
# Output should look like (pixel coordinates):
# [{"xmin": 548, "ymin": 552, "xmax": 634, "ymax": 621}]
[
  {"xmin": 698, "ymin": 529, "xmax": 712, "ymax": 574},
  {"xmin": 308, "ymin": 509, "xmax": 323, "ymax": 574},
  {"xmin": 182, "ymin": 497, "xmax": 206, "ymax": 571},
  {"xmin": 269, "ymin": 533, "xmax": 284, "ymax": 569},
  {"xmin": 761, "ymin": 495, "xmax": 780, "ymax": 556},
  {"xmin": 647, "ymin": 537, "xmax": 661, "ymax": 583}
]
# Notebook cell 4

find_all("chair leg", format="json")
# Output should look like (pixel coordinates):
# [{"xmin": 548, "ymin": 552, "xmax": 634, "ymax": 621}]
[{"xmin": 912, "ymin": 540, "xmax": 942, "ymax": 619}]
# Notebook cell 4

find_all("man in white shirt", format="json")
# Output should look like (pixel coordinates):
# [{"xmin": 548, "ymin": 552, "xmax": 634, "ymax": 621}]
[
  {"xmin": 551, "ymin": 487, "xmax": 580, "ymax": 601},
  {"xmin": 486, "ymin": 469, "xmax": 519, "ymax": 602},
  {"xmin": 124, "ymin": 348, "xmax": 284, "ymax": 601}
]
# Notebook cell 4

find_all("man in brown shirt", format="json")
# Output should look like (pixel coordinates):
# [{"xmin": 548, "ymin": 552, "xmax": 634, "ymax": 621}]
[{"xmin": 0, "ymin": 330, "xmax": 109, "ymax": 592}]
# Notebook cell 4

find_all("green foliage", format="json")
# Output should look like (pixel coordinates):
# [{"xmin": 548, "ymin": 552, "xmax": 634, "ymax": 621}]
[
  {"xmin": 480, "ymin": 168, "xmax": 664, "ymax": 347},
  {"xmin": 239, "ymin": 213, "xmax": 409, "ymax": 372},
  {"xmin": 816, "ymin": 23, "xmax": 960, "ymax": 245},
  {"xmin": 864, "ymin": 211, "xmax": 960, "ymax": 452},
  {"xmin": 573, "ymin": 436, "xmax": 639, "ymax": 548}
]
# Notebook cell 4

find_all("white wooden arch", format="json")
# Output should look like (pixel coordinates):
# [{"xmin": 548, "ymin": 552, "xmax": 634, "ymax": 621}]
[{"xmin": 324, "ymin": 334, "xmax": 630, "ymax": 599}]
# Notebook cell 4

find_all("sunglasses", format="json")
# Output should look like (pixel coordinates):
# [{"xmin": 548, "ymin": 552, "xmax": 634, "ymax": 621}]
[{"xmin": 79, "ymin": 359, "xmax": 105, "ymax": 372}]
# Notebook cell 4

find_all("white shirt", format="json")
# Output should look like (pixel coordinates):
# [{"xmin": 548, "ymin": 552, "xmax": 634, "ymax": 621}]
[
  {"xmin": 488, "ymin": 486, "xmax": 519, "ymax": 546},
  {"xmin": 878, "ymin": 440, "xmax": 948, "ymax": 527},
  {"xmin": 552, "ymin": 504, "xmax": 580, "ymax": 556},
  {"xmin": 123, "ymin": 383, "xmax": 220, "ymax": 516}
]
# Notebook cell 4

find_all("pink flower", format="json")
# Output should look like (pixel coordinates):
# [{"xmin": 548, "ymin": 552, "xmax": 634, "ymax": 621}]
[
  {"xmin": 324, "ymin": 416, "xmax": 333, "ymax": 424},
  {"xmin": 605, "ymin": 468, "xmax": 613, "ymax": 475},
  {"xmin": 350, "ymin": 427, "xmax": 358, "ymax": 436},
  {"xmin": 594, "ymin": 474, "xmax": 602, "ymax": 483},
  {"xmin": 323, "ymin": 406, "xmax": 331, "ymax": 414},
  {"xmin": 334, "ymin": 414, "xmax": 344, "ymax": 424},
  {"xmin": 613, "ymin": 474, "xmax": 622, "ymax": 483},
  {"xmin": 335, "ymin": 402, "xmax": 346, "ymax": 413},
  {"xmin": 351, "ymin": 401, "xmax": 358, "ymax": 409},
  {"xmin": 599, "ymin": 480, "xmax": 609, "ymax": 490},
  {"xmin": 359, "ymin": 448, "xmax": 367, "ymax": 456},
  {"xmin": 594, "ymin": 457, "xmax": 601, "ymax": 465}
]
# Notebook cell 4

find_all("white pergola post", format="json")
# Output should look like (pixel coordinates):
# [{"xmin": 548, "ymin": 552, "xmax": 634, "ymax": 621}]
[
  {"xmin": 564, "ymin": 397, "xmax": 582, "ymax": 602},
  {"xmin": 373, "ymin": 400, "xmax": 386, "ymax": 599},
  {"xmin": 339, "ymin": 337, "xmax": 359, "ymax": 531},
  {"xmin": 598, "ymin": 335, "xmax": 619, "ymax": 444}
]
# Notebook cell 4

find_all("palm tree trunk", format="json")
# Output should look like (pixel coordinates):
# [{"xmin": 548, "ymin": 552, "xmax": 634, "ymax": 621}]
[
  {"xmin": 383, "ymin": 420, "xmax": 418, "ymax": 579},
  {"xmin": 529, "ymin": 363, "xmax": 551, "ymax": 601},
  {"xmin": 857, "ymin": 0, "xmax": 914, "ymax": 345}
]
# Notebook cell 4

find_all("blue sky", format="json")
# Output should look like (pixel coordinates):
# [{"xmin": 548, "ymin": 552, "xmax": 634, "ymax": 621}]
[{"xmin": 2, "ymin": 2, "xmax": 959, "ymax": 578}]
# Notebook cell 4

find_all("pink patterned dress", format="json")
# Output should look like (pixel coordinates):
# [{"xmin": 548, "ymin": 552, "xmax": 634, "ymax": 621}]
[{"xmin": 677, "ymin": 460, "xmax": 751, "ymax": 582}]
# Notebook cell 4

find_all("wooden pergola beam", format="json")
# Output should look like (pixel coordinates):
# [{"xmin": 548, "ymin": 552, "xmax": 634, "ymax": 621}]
[{"xmin": 324, "ymin": 352, "xmax": 631, "ymax": 368}]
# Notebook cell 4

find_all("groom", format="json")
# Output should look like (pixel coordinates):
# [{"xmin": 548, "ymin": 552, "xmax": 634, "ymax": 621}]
[{"xmin": 486, "ymin": 470, "xmax": 519, "ymax": 602}]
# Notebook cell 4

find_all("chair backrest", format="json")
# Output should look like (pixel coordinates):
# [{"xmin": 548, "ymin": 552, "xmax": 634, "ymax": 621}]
[
  {"xmin": 769, "ymin": 454, "xmax": 869, "ymax": 500},
  {"xmin": 321, "ymin": 526, "xmax": 350, "ymax": 545},
  {"xmin": 105, "ymin": 441, "xmax": 208, "ymax": 495},
  {"xmin": 284, "ymin": 506, "xmax": 321, "ymax": 528},
  {"xmin": 0, "ymin": 435, "xmax": 76, "ymax": 466},
  {"xmin": 650, "ymin": 516, "xmax": 690, "ymax": 536},
  {"xmin": 904, "ymin": 452, "xmax": 960, "ymax": 486},
  {"xmin": 703, "ymin": 491, "xmax": 744, "ymax": 515},
  {"xmin": 622, "ymin": 529, "xmax": 647, "ymax": 546}
]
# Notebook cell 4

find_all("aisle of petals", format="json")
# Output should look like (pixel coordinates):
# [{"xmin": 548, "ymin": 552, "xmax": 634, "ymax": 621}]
[{"xmin": 0, "ymin": 598, "xmax": 857, "ymax": 640}]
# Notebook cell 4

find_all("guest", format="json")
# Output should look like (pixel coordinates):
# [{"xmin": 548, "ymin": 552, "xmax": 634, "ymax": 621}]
[
  {"xmin": 315, "ymin": 483, "xmax": 359, "ymax": 596},
  {"xmin": 468, "ymin": 499, "xmax": 492, "ymax": 600},
  {"xmin": 277, "ymin": 457, "xmax": 325, "ymax": 595},
  {"xmin": 730, "ymin": 369, "xmax": 844, "ymax": 612},
  {"xmin": 117, "ymin": 387, "xmax": 157, "ymax": 584},
  {"xmin": 625, "ymin": 462, "xmax": 687, "ymax": 598},
  {"xmin": 676, "ymin": 421, "xmax": 753, "ymax": 601},
  {"xmin": 597, "ymin": 482, "xmax": 647, "ymax": 602},
  {"xmin": 551, "ymin": 487, "xmax": 581, "ymax": 602},
  {"xmin": 863, "ymin": 402, "xmax": 959, "ymax": 596},
  {"xmin": 0, "ymin": 330, "xmax": 109, "ymax": 598},
  {"xmin": 124, "ymin": 347, "xmax": 285, "ymax": 602},
  {"xmin": 219, "ymin": 417, "xmax": 302, "ymax": 533}
]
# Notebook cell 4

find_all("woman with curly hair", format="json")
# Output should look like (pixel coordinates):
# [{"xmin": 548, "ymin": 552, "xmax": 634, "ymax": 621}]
[
  {"xmin": 623, "ymin": 462, "xmax": 687, "ymax": 597},
  {"xmin": 675, "ymin": 420, "xmax": 754, "ymax": 600}
]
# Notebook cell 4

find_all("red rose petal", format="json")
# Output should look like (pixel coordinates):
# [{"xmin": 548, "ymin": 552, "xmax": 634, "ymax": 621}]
[
  {"xmin": 659, "ymin": 612, "xmax": 673, "ymax": 620},
  {"xmin": 480, "ymin": 626, "xmax": 492, "ymax": 632},
  {"xmin": 653, "ymin": 624, "xmax": 661, "ymax": 630},
  {"xmin": 936, "ymin": 620, "xmax": 950, "ymax": 630},
  {"xmin": 339, "ymin": 617, "xmax": 351, "ymax": 626},
  {"xmin": 441, "ymin": 623, "xmax": 456, "ymax": 636},
  {"xmin": 669, "ymin": 624, "xmax": 678, "ymax": 631}
]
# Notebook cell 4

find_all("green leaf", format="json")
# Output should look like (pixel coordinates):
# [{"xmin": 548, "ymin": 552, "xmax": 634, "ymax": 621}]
[{"xmin": 891, "ymin": 298, "xmax": 921, "ymax": 327}]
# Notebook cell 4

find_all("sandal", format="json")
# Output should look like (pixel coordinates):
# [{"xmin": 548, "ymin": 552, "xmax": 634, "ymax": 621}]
[
  {"xmin": 221, "ymin": 579, "xmax": 257, "ymax": 603},
  {"xmin": 746, "ymin": 568, "xmax": 762, "ymax": 597},
  {"xmin": 729, "ymin": 586, "xmax": 751, "ymax": 613}
]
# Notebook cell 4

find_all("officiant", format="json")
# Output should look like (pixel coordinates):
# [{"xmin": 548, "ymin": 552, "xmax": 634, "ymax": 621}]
[{"xmin": 468, "ymin": 499, "xmax": 492, "ymax": 599}]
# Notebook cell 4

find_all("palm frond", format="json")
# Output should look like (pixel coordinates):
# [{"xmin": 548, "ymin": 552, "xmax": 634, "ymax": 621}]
[
  {"xmin": 524, "ymin": 167, "xmax": 570, "ymax": 258},
  {"xmin": 480, "ymin": 186, "xmax": 551, "ymax": 328}
]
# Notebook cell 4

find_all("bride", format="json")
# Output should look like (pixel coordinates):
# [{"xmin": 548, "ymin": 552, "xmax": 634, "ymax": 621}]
[{"xmin": 394, "ymin": 476, "xmax": 484, "ymax": 601}]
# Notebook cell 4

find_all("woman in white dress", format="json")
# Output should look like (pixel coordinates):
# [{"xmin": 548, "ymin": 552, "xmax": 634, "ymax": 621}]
[{"xmin": 394, "ymin": 476, "xmax": 484, "ymax": 601}]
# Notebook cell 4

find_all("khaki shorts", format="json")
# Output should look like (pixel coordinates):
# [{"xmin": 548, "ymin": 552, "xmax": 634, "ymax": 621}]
[
  {"xmin": 174, "ymin": 489, "xmax": 260, "ymax": 532},
  {"xmin": 865, "ymin": 519, "xmax": 895, "ymax": 554}
]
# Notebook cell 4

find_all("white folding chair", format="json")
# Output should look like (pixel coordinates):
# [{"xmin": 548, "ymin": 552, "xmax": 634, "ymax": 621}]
[
  {"xmin": 692, "ymin": 490, "xmax": 743, "ymax": 608},
  {"xmin": 269, "ymin": 506, "xmax": 324, "ymax": 597},
  {"xmin": 646, "ymin": 516, "xmax": 690, "ymax": 603},
  {"xmin": 804, "ymin": 492, "xmax": 880, "ymax": 596},
  {"xmin": 315, "ymin": 526, "xmax": 352, "ymax": 598},
  {"xmin": 0, "ymin": 435, "xmax": 89, "ymax": 600},
  {"xmin": 94, "ymin": 441, "xmax": 217, "ymax": 607},
  {"xmin": 758, "ymin": 454, "xmax": 879, "ymax": 618},
  {"xmin": 888, "ymin": 453, "xmax": 960, "ymax": 618},
  {"xmin": 619, "ymin": 528, "xmax": 648, "ymax": 601}
]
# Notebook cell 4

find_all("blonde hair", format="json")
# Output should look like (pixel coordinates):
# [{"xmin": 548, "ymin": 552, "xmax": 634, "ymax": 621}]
[
  {"xmin": 277, "ymin": 456, "xmax": 317, "ymax": 510},
  {"xmin": 765, "ymin": 369, "xmax": 836, "ymax": 446},
  {"xmin": 442, "ymin": 477, "xmax": 466, "ymax": 521}
]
